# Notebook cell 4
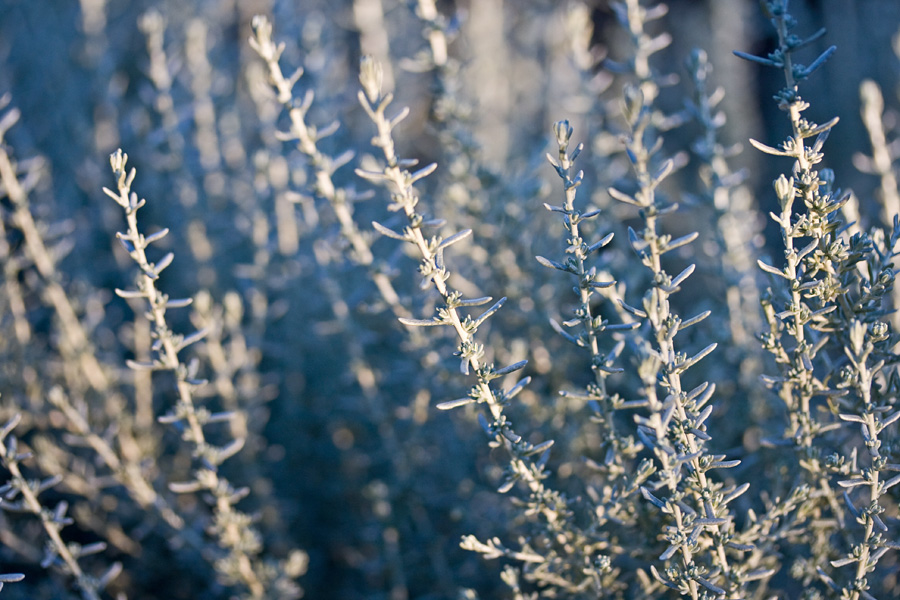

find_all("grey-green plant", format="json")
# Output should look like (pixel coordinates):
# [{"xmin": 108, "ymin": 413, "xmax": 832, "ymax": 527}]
[
  {"xmin": 0, "ymin": 413, "xmax": 116, "ymax": 600},
  {"xmin": 356, "ymin": 54, "xmax": 611, "ymax": 594},
  {"xmin": 580, "ymin": 6, "xmax": 770, "ymax": 590},
  {"xmin": 103, "ymin": 150, "xmax": 305, "ymax": 599},
  {"xmin": 343, "ymin": 0, "xmax": 900, "ymax": 597},
  {"xmin": 0, "ymin": 97, "xmax": 185, "ymax": 534},
  {"xmin": 4, "ymin": 0, "xmax": 900, "ymax": 598},
  {"xmin": 735, "ymin": 0, "xmax": 900, "ymax": 597},
  {"xmin": 684, "ymin": 47, "xmax": 765, "ymax": 408}
]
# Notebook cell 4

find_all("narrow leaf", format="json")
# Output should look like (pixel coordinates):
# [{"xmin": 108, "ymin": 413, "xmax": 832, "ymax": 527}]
[
  {"xmin": 659, "ymin": 544, "xmax": 678, "ymax": 561},
  {"xmin": 437, "ymin": 398, "xmax": 475, "ymax": 410},
  {"xmin": 527, "ymin": 440, "xmax": 554, "ymax": 457},
  {"xmin": 458, "ymin": 296, "xmax": 492, "ymax": 307},
  {"xmin": 126, "ymin": 360, "xmax": 159, "ymax": 371},
  {"xmin": 797, "ymin": 239, "xmax": 818, "ymax": 259},
  {"xmin": 494, "ymin": 360, "xmax": 527, "ymax": 377},
  {"xmin": 684, "ymin": 343, "xmax": 716, "ymax": 368},
  {"xmin": 535, "ymin": 255, "xmax": 569, "ymax": 272},
  {"xmin": 669, "ymin": 263, "xmax": 695, "ymax": 288},
  {"xmin": 550, "ymin": 319, "xmax": 580, "ymax": 345},
  {"xmin": 696, "ymin": 577, "xmax": 725, "ymax": 595},
  {"xmin": 653, "ymin": 158, "xmax": 674, "ymax": 184},
  {"xmin": 732, "ymin": 50, "xmax": 781, "ymax": 67},
  {"xmin": 758, "ymin": 260, "xmax": 788, "ymax": 279},
  {"xmin": 804, "ymin": 116, "xmax": 840, "ymax": 139},
  {"xmin": 590, "ymin": 280, "xmax": 616, "ymax": 289},
  {"xmin": 144, "ymin": 228, "xmax": 170, "ymax": 244},
  {"xmin": 0, "ymin": 414, "xmax": 21, "ymax": 442},
  {"xmin": 650, "ymin": 565, "xmax": 679, "ymax": 591},
  {"xmin": 177, "ymin": 328, "xmax": 208, "ymax": 351},
  {"xmin": 663, "ymin": 231, "xmax": 698, "ymax": 253},
  {"xmin": 749, "ymin": 138, "xmax": 792, "ymax": 157},
  {"xmin": 640, "ymin": 487, "xmax": 666, "ymax": 509},
  {"xmin": 504, "ymin": 377, "xmax": 530, "ymax": 401},
  {"xmin": 681, "ymin": 310, "xmax": 710, "ymax": 329},
  {"xmin": 114, "ymin": 288, "xmax": 146, "ymax": 299},
  {"xmin": 802, "ymin": 45, "xmax": 836, "ymax": 78},
  {"xmin": 618, "ymin": 298, "xmax": 647, "ymax": 318},
  {"xmin": 165, "ymin": 298, "xmax": 193, "ymax": 309},
  {"xmin": 722, "ymin": 482, "xmax": 750, "ymax": 505},
  {"xmin": 881, "ymin": 410, "xmax": 900, "ymax": 430},
  {"xmin": 154, "ymin": 252, "xmax": 175, "ymax": 275},
  {"xmin": 438, "ymin": 229, "xmax": 472, "ymax": 251},
  {"xmin": 372, "ymin": 220, "xmax": 409, "ymax": 241},
  {"xmin": 830, "ymin": 557, "xmax": 856, "ymax": 568},
  {"xmin": 355, "ymin": 169, "xmax": 387, "ymax": 182},
  {"xmin": 588, "ymin": 232, "xmax": 615, "ymax": 253},
  {"xmin": 398, "ymin": 317, "xmax": 446, "ymax": 327},
  {"xmin": 169, "ymin": 481, "xmax": 205, "ymax": 494},
  {"xmin": 409, "ymin": 162, "xmax": 437, "ymax": 183},
  {"xmin": 474, "ymin": 298, "xmax": 506, "ymax": 327},
  {"xmin": 837, "ymin": 478, "xmax": 868, "ymax": 488},
  {"xmin": 838, "ymin": 413, "xmax": 866, "ymax": 424},
  {"xmin": 608, "ymin": 187, "xmax": 640, "ymax": 206},
  {"xmin": 882, "ymin": 473, "xmax": 900, "ymax": 491}
]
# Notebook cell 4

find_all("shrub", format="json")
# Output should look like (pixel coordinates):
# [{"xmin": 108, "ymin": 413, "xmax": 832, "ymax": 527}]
[{"xmin": 2, "ymin": 0, "xmax": 900, "ymax": 598}]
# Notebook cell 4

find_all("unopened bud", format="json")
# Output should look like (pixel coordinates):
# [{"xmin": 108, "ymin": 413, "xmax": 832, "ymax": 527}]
[
  {"xmin": 553, "ymin": 120, "xmax": 573, "ymax": 152},
  {"xmin": 774, "ymin": 174, "xmax": 794, "ymax": 209},
  {"xmin": 359, "ymin": 56, "xmax": 383, "ymax": 104}
]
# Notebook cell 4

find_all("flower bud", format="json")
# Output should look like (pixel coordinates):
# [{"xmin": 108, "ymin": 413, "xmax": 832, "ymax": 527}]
[
  {"xmin": 774, "ymin": 174, "xmax": 794, "ymax": 210},
  {"xmin": 359, "ymin": 56, "xmax": 383, "ymax": 104},
  {"xmin": 553, "ymin": 120, "xmax": 573, "ymax": 152}
]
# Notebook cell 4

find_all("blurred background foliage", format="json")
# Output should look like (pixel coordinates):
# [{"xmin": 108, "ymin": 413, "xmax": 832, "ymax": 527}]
[{"xmin": 0, "ymin": 0, "xmax": 899, "ymax": 598}]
